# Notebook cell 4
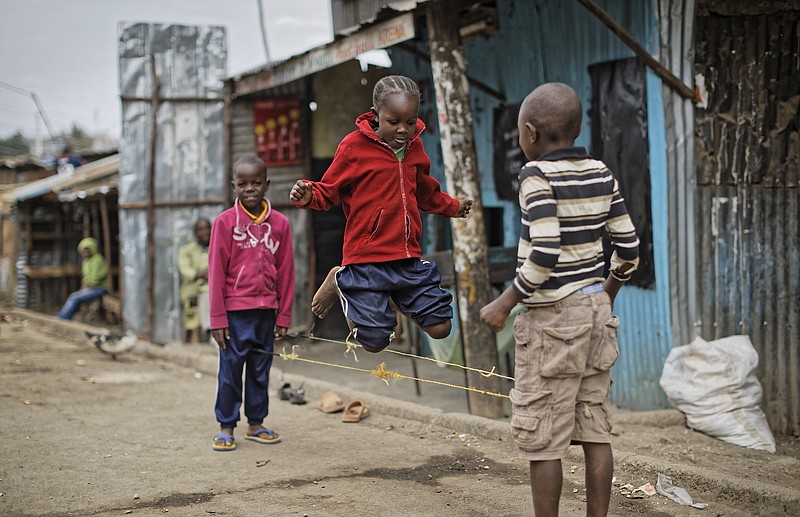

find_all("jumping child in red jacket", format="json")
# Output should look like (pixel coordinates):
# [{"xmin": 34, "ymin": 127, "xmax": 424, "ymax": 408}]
[{"xmin": 290, "ymin": 75, "xmax": 472, "ymax": 353}]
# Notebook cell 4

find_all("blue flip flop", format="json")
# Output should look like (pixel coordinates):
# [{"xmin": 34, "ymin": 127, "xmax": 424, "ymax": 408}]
[
  {"xmin": 245, "ymin": 429, "xmax": 281, "ymax": 444},
  {"xmin": 212, "ymin": 433, "xmax": 236, "ymax": 451}
]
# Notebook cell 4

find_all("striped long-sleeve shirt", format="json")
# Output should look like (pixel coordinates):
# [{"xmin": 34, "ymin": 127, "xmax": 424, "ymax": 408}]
[{"xmin": 512, "ymin": 147, "xmax": 639, "ymax": 306}]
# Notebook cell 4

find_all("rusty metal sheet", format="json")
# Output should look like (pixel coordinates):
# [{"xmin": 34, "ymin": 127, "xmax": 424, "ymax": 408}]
[
  {"xmin": 694, "ymin": 8, "xmax": 800, "ymax": 435},
  {"xmin": 695, "ymin": 12, "xmax": 800, "ymax": 187},
  {"xmin": 696, "ymin": 186, "xmax": 800, "ymax": 435}
]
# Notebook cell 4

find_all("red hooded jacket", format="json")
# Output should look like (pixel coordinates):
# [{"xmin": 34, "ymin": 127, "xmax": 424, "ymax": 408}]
[{"xmin": 294, "ymin": 112, "xmax": 460, "ymax": 265}]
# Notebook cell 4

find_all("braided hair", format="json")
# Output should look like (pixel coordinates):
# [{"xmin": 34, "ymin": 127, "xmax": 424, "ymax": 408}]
[{"xmin": 372, "ymin": 75, "xmax": 421, "ymax": 109}]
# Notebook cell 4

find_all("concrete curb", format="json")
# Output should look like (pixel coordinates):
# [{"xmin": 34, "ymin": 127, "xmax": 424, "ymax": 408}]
[
  {"xmin": 11, "ymin": 309, "xmax": 799, "ymax": 515},
  {"xmin": 10, "ymin": 309, "xmax": 513, "ymax": 441},
  {"xmin": 6, "ymin": 308, "xmax": 690, "ymax": 443}
]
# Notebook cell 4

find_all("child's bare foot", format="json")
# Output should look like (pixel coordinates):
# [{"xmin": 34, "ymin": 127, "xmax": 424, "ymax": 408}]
[{"xmin": 312, "ymin": 267, "xmax": 340, "ymax": 319}]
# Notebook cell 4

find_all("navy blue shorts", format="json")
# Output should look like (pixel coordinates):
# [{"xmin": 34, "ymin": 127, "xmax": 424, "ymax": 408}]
[{"xmin": 335, "ymin": 258, "xmax": 453, "ymax": 351}]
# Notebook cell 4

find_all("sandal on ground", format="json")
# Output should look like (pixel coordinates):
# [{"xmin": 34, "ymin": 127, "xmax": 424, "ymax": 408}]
[
  {"xmin": 341, "ymin": 400, "xmax": 370, "ymax": 423},
  {"xmin": 318, "ymin": 391, "xmax": 345, "ymax": 413},
  {"xmin": 212, "ymin": 434, "xmax": 236, "ymax": 452},
  {"xmin": 245, "ymin": 429, "xmax": 281, "ymax": 444}
]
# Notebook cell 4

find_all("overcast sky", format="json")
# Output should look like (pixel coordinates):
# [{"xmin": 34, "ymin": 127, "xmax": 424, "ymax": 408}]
[{"xmin": 0, "ymin": 0, "xmax": 332, "ymax": 140}]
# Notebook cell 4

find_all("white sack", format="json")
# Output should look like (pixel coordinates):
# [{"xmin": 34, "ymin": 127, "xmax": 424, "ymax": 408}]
[{"xmin": 659, "ymin": 335, "xmax": 776, "ymax": 452}]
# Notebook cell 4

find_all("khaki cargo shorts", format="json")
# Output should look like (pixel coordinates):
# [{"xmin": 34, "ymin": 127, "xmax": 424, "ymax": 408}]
[{"xmin": 510, "ymin": 287, "xmax": 619, "ymax": 461}]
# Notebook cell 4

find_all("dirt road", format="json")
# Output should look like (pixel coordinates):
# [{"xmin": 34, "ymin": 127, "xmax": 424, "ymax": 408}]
[{"xmin": 1, "ymin": 316, "xmax": 798, "ymax": 516}]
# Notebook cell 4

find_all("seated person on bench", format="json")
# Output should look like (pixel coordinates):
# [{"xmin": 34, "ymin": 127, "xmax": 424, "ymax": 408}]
[{"xmin": 57, "ymin": 237, "xmax": 108, "ymax": 320}]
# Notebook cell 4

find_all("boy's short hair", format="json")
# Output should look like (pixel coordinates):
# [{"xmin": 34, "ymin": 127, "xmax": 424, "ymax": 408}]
[
  {"xmin": 520, "ymin": 82, "xmax": 582, "ymax": 142},
  {"xmin": 232, "ymin": 155, "xmax": 267, "ymax": 177}
]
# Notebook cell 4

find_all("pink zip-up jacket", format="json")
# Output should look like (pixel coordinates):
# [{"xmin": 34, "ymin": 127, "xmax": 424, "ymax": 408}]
[{"xmin": 208, "ymin": 199, "xmax": 295, "ymax": 330}]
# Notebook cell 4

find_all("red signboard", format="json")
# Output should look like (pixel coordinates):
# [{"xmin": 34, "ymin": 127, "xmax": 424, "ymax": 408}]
[{"xmin": 253, "ymin": 98, "xmax": 302, "ymax": 167}]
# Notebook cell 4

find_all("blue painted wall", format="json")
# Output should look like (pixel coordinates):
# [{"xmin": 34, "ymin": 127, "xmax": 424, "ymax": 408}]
[{"xmin": 389, "ymin": 0, "xmax": 673, "ymax": 410}]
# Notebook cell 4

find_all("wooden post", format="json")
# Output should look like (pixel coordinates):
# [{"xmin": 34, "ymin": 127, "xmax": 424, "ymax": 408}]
[
  {"xmin": 223, "ymin": 81, "xmax": 233, "ymax": 208},
  {"xmin": 146, "ymin": 55, "xmax": 160, "ymax": 339},
  {"xmin": 3, "ymin": 218, "xmax": 19, "ymax": 307},
  {"xmin": 90, "ymin": 202, "xmax": 101, "ymax": 246},
  {"xmin": 82, "ymin": 205, "xmax": 91, "ymax": 238},
  {"xmin": 99, "ymin": 196, "xmax": 112, "ymax": 295},
  {"xmin": 23, "ymin": 203, "xmax": 32, "ymax": 308},
  {"xmin": 426, "ymin": 1, "xmax": 504, "ymax": 419}
]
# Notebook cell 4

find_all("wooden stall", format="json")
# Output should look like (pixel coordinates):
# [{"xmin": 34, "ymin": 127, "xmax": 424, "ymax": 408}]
[{"xmin": 0, "ymin": 155, "xmax": 121, "ymax": 323}]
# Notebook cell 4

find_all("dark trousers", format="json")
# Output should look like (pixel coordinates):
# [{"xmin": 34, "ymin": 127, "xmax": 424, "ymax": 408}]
[{"xmin": 214, "ymin": 308, "xmax": 276, "ymax": 428}]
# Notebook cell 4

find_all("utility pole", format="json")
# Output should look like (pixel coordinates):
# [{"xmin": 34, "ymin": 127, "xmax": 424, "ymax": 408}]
[
  {"xmin": 256, "ymin": 0, "xmax": 272, "ymax": 64},
  {"xmin": 425, "ymin": 1, "xmax": 504, "ymax": 419},
  {"xmin": 0, "ymin": 80, "xmax": 56, "ymax": 141},
  {"xmin": 30, "ymin": 91, "xmax": 56, "ymax": 141},
  {"xmin": 34, "ymin": 114, "xmax": 43, "ymax": 157}
]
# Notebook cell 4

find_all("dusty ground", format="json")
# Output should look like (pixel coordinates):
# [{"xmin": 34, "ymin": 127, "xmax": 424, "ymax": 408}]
[{"xmin": 0, "ymin": 315, "xmax": 798, "ymax": 517}]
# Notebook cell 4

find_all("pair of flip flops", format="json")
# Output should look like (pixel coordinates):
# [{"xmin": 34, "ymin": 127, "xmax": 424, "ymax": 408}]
[
  {"xmin": 278, "ymin": 382, "xmax": 307, "ymax": 405},
  {"xmin": 318, "ymin": 391, "xmax": 369, "ymax": 422}
]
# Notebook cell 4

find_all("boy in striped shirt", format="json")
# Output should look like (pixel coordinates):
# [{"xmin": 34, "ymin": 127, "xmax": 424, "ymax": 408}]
[{"xmin": 481, "ymin": 82, "xmax": 639, "ymax": 517}]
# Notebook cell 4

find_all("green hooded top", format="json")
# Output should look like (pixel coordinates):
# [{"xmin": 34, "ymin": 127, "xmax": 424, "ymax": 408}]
[{"xmin": 77, "ymin": 237, "xmax": 109, "ymax": 290}]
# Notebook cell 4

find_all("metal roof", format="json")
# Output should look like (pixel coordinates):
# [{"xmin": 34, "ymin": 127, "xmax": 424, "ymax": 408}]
[
  {"xmin": 1, "ymin": 154, "xmax": 120, "ymax": 209},
  {"xmin": 0, "ymin": 154, "xmax": 48, "ymax": 170},
  {"xmin": 331, "ymin": 0, "xmax": 429, "ymax": 36},
  {"xmin": 228, "ymin": 4, "xmax": 425, "ymax": 95}
]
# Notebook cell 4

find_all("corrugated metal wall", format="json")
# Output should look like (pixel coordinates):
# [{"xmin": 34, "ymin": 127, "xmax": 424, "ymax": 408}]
[
  {"xmin": 118, "ymin": 23, "xmax": 227, "ymax": 343},
  {"xmin": 694, "ymin": 9, "xmax": 800, "ymax": 435},
  {"xmin": 387, "ymin": 0, "xmax": 674, "ymax": 409},
  {"xmin": 231, "ymin": 101, "xmax": 255, "ymax": 163},
  {"xmin": 463, "ymin": 0, "xmax": 674, "ymax": 410},
  {"xmin": 658, "ymin": 0, "xmax": 698, "ymax": 349}
]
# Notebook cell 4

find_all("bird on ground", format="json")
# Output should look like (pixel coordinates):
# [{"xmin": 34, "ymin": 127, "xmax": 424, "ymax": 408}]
[{"xmin": 85, "ymin": 331, "xmax": 138, "ymax": 360}]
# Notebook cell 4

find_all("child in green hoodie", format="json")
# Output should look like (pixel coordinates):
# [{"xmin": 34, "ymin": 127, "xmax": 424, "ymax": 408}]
[{"xmin": 57, "ymin": 237, "xmax": 109, "ymax": 320}]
